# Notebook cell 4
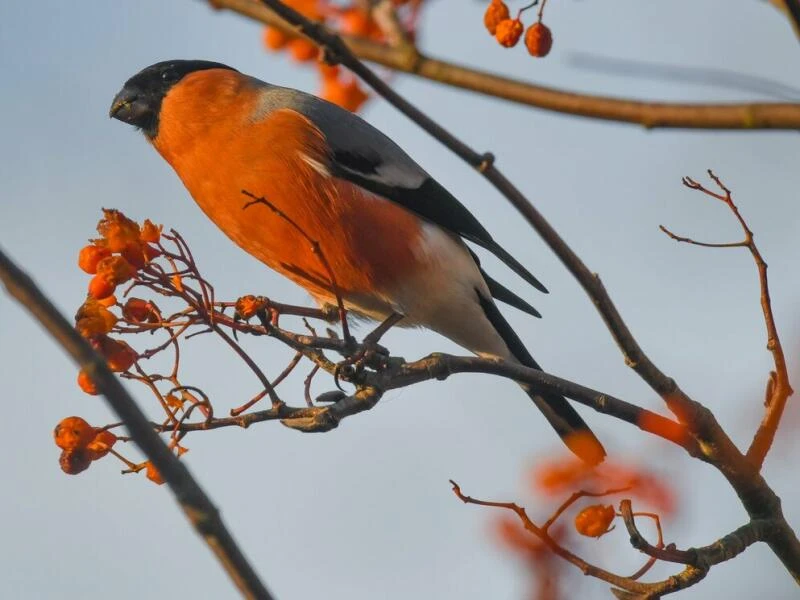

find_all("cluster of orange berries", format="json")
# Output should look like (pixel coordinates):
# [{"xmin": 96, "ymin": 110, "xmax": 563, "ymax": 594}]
[
  {"xmin": 79, "ymin": 209, "xmax": 161, "ymax": 300},
  {"xmin": 484, "ymin": 0, "xmax": 553, "ymax": 57},
  {"xmin": 53, "ymin": 416, "xmax": 165, "ymax": 484},
  {"xmin": 261, "ymin": 0, "xmax": 373, "ymax": 112},
  {"xmin": 54, "ymin": 416, "xmax": 118, "ymax": 475},
  {"xmin": 74, "ymin": 210, "xmax": 163, "ymax": 393}
]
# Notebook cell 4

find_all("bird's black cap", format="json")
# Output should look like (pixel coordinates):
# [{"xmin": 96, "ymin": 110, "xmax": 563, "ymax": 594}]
[{"xmin": 109, "ymin": 60, "xmax": 236, "ymax": 137}]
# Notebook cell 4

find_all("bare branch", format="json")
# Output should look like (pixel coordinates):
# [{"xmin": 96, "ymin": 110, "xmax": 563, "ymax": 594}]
[
  {"xmin": 665, "ymin": 172, "xmax": 794, "ymax": 469},
  {"xmin": 452, "ymin": 481, "xmax": 707, "ymax": 598},
  {"xmin": 620, "ymin": 499, "xmax": 778, "ymax": 571}
]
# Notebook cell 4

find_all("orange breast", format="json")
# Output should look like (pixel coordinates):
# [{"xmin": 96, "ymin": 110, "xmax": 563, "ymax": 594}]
[{"xmin": 153, "ymin": 70, "xmax": 423, "ymax": 307}]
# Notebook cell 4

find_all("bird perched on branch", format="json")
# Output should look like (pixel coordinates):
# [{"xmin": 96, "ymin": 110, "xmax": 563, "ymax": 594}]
[{"xmin": 110, "ymin": 59, "xmax": 605, "ymax": 464}]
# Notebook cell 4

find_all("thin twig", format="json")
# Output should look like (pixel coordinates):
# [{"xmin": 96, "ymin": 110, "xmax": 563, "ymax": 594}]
[
  {"xmin": 242, "ymin": 190, "xmax": 352, "ymax": 343},
  {"xmin": 665, "ymin": 172, "xmax": 794, "ymax": 469}
]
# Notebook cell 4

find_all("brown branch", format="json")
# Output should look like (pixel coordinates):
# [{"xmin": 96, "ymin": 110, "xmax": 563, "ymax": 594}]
[
  {"xmin": 0, "ymin": 246, "xmax": 274, "ymax": 600},
  {"xmin": 208, "ymin": 0, "xmax": 800, "ymax": 130},
  {"xmin": 664, "ymin": 172, "xmax": 794, "ymax": 469},
  {"xmin": 451, "ymin": 481, "xmax": 708, "ymax": 598},
  {"xmin": 620, "ymin": 499, "xmax": 778, "ymax": 572},
  {"xmin": 386, "ymin": 354, "xmax": 693, "ymax": 451}
]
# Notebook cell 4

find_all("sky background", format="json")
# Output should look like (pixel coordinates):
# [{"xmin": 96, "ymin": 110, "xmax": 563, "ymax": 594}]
[{"xmin": 1, "ymin": 1, "xmax": 799, "ymax": 598}]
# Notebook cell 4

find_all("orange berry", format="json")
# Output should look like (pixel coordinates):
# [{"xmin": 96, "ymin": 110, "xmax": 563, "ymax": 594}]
[
  {"xmin": 122, "ymin": 298, "xmax": 156, "ymax": 323},
  {"xmin": 145, "ymin": 461, "xmax": 165, "ymax": 485},
  {"xmin": 321, "ymin": 78, "xmax": 369, "ymax": 113},
  {"xmin": 99, "ymin": 337, "xmax": 137, "ymax": 372},
  {"xmin": 484, "ymin": 0, "xmax": 510, "ymax": 36},
  {"xmin": 340, "ymin": 8, "xmax": 373, "ymax": 37},
  {"xmin": 96, "ymin": 209, "xmax": 141, "ymax": 252},
  {"xmin": 59, "ymin": 449, "xmax": 92, "ymax": 475},
  {"xmin": 525, "ymin": 22, "xmax": 553, "ymax": 57},
  {"xmin": 288, "ymin": 39, "xmax": 318, "ymax": 62},
  {"xmin": 574, "ymin": 504, "xmax": 616, "ymax": 538},
  {"xmin": 495, "ymin": 18, "xmax": 523, "ymax": 47},
  {"xmin": 75, "ymin": 298, "xmax": 118, "ymax": 337},
  {"xmin": 318, "ymin": 63, "xmax": 341, "ymax": 81},
  {"xmin": 235, "ymin": 295, "xmax": 266, "ymax": 319},
  {"xmin": 77, "ymin": 369, "xmax": 99, "ymax": 395},
  {"xmin": 285, "ymin": 0, "xmax": 323, "ymax": 20},
  {"xmin": 54, "ymin": 416, "xmax": 95, "ymax": 451},
  {"xmin": 86, "ymin": 430, "xmax": 117, "ymax": 460},
  {"xmin": 88, "ymin": 274, "xmax": 116, "ymax": 300},
  {"xmin": 78, "ymin": 245, "xmax": 111, "ymax": 274},
  {"xmin": 96, "ymin": 255, "xmax": 135, "ymax": 286},
  {"xmin": 263, "ymin": 26, "xmax": 291, "ymax": 51}
]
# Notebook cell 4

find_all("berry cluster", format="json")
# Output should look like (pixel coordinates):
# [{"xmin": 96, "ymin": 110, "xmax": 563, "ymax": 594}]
[
  {"xmin": 261, "ymin": 0, "xmax": 423, "ymax": 112},
  {"xmin": 58, "ymin": 211, "xmax": 178, "ymax": 483},
  {"xmin": 74, "ymin": 210, "xmax": 164, "ymax": 392},
  {"xmin": 484, "ymin": 0, "xmax": 553, "ymax": 57},
  {"xmin": 54, "ymin": 416, "xmax": 118, "ymax": 475}
]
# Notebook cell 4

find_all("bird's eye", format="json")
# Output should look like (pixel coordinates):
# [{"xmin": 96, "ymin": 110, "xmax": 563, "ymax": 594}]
[{"xmin": 161, "ymin": 70, "xmax": 178, "ymax": 83}]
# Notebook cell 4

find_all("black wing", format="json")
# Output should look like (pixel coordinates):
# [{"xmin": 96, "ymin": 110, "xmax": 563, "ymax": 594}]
[{"xmin": 331, "ymin": 148, "xmax": 548, "ymax": 294}]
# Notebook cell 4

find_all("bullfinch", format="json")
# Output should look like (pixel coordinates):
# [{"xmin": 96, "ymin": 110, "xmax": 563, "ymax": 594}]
[{"xmin": 110, "ymin": 60, "xmax": 605, "ymax": 464}]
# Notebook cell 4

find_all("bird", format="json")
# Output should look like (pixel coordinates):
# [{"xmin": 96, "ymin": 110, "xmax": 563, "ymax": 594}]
[{"xmin": 110, "ymin": 59, "xmax": 605, "ymax": 464}]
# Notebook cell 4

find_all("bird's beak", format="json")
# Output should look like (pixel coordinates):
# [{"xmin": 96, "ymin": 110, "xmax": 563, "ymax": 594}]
[{"xmin": 109, "ymin": 88, "xmax": 149, "ymax": 123}]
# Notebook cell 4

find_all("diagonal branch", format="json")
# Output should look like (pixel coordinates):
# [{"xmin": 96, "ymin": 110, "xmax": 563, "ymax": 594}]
[
  {"xmin": 209, "ymin": 0, "xmax": 800, "ymax": 130},
  {"xmin": 0, "ymin": 246, "xmax": 274, "ymax": 600}
]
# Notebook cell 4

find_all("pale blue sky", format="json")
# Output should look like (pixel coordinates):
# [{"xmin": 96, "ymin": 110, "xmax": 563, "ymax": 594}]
[{"xmin": 1, "ymin": 1, "xmax": 799, "ymax": 599}]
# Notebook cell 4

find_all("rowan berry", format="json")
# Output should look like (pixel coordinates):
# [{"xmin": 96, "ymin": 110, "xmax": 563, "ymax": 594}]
[
  {"xmin": 88, "ymin": 274, "xmax": 116, "ymax": 300},
  {"xmin": 99, "ymin": 337, "xmax": 137, "ymax": 372},
  {"xmin": 484, "ymin": 0, "xmax": 510, "ymax": 36},
  {"xmin": 122, "ymin": 298, "xmax": 156, "ymax": 323},
  {"xmin": 574, "ymin": 504, "xmax": 616, "ymax": 538},
  {"xmin": 77, "ymin": 369, "xmax": 99, "ymax": 395},
  {"xmin": 78, "ymin": 245, "xmax": 112, "ymax": 275},
  {"xmin": 96, "ymin": 255, "xmax": 135, "ymax": 286},
  {"xmin": 495, "ymin": 18, "xmax": 523, "ymax": 47},
  {"xmin": 525, "ymin": 22, "xmax": 553, "ymax": 57},
  {"xmin": 263, "ymin": 26, "xmax": 290, "ymax": 51},
  {"xmin": 86, "ymin": 430, "xmax": 118, "ymax": 460},
  {"xmin": 60, "ymin": 449, "xmax": 92, "ymax": 475},
  {"xmin": 54, "ymin": 416, "xmax": 95, "ymax": 451}
]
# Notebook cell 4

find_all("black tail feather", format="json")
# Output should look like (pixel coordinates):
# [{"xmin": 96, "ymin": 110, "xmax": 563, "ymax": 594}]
[
  {"xmin": 477, "ymin": 292, "xmax": 606, "ymax": 464},
  {"xmin": 482, "ymin": 269, "xmax": 542, "ymax": 318},
  {"xmin": 486, "ymin": 241, "xmax": 549, "ymax": 294}
]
